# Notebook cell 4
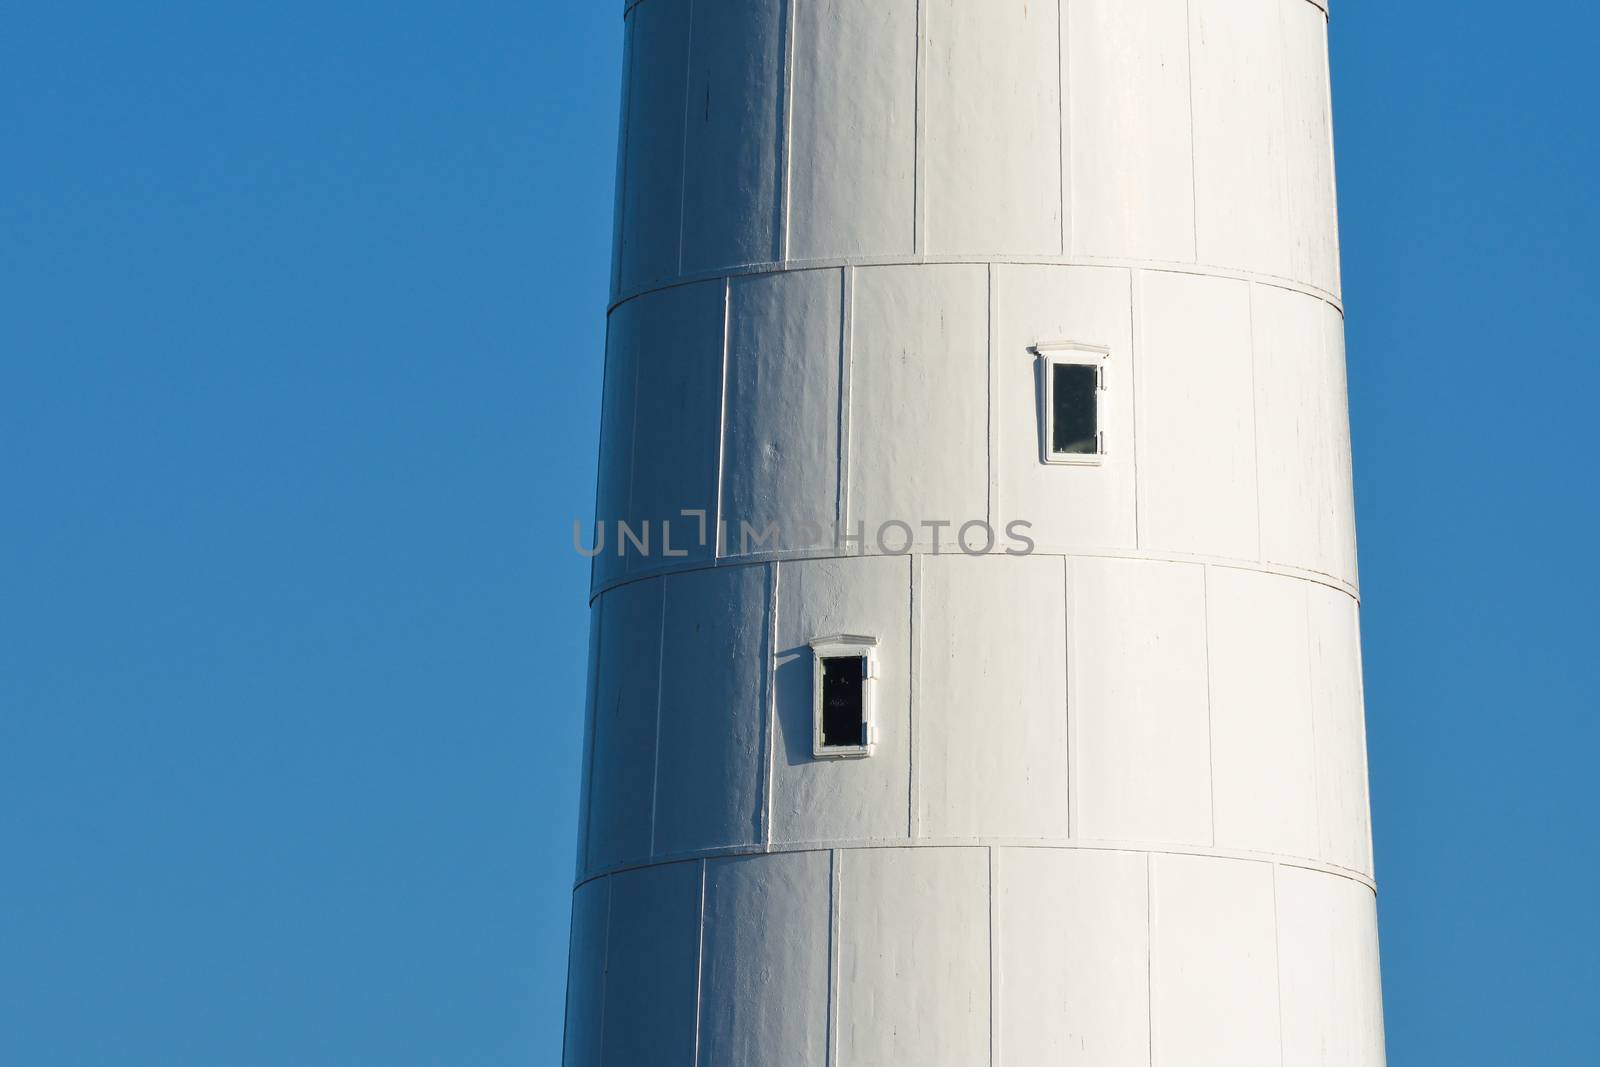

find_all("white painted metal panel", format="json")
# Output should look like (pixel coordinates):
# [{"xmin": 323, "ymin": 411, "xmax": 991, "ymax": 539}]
[
  {"xmin": 997, "ymin": 848, "xmax": 1149, "ymax": 1065},
  {"xmin": 561, "ymin": 878, "xmax": 608, "ymax": 1067},
  {"xmin": 1254, "ymin": 283, "xmax": 1357, "ymax": 582},
  {"xmin": 622, "ymin": 281, "xmax": 724, "ymax": 577},
  {"xmin": 653, "ymin": 566, "xmax": 769, "ymax": 857},
  {"xmin": 1136, "ymin": 271, "xmax": 1260, "ymax": 560},
  {"xmin": 608, "ymin": 17, "xmax": 635, "ymax": 298},
  {"xmin": 772, "ymin": 555, "xmax": 912, "ymax": 844},
  {"xmin": 1310, "ymin": 584, "xmax": 1373, "ymax": 875},
  {"xmin": 788, "ymin": 0, "xmax": 917, "ymax": 261},
  {"xmin": 601, "ymin": 862, "xmax": 701, "ymax": 1067},
  {"xmin": 1069, "ymin": 557, "xmax": 1212, "ymax": 845},
  {"xmin": 680, "ymin": 0, "xmax": 785, "ymax": 274},
  {"xmin": 1150, "ymin": 854, "xmax": 1281, "ymax": 1067},
  {"xmin": 593, "ymin": 312, "xmax": 638, "ymax": 591},
  {"xmin": 616, "ymin": 0, "xmax": 690, "ymax": 293},
  {"xmin": 993, "ymin": 265, "xmax": 1137, "ymax": 551},
  {"xmin": 1207, "ymin": 567, "xmax": 1320, "ymax": 859},
  {"xmin": 720, "ymin": 269, "xmax": 842, "ymax": 558},
  {"xmin": 698, "ymin": 852, "xmax": 831, "ymax": 1067},
  {"xmin": 1277, "ymin": 867, "xmax": 1387, "ymax": 1066},
  {"xmin": 573, "ymin": 601, "xmax": 603, "ymax": 878},
  {"xmin": 1322, "ymin": 304, "xmax": 1360, "ymax": 583},
  {"xmin": 1068, "ymin": 0, "xmax": 1197, "ymax": 263},
  {"xmin": 919, "ymin": 555, "xmax": 1069, "ymax": 839},
  {"xmin": 848, "ymin": 264, "xmax": 988, "ymax": 540},
  {"xmin": 584, "ymin": 580, "xmax": 663, "ymax": 875},
  {"xmin": 837, "ymin": 847, "xmax": 990, "ymax": 1066},
  {"xmin": 923, "ymin": 0, "xmax": 1062, "ymax": 255},
  {"xmin": 1281, "ymin": 1, "xmax": 1341, "ymax": 295},
  {"xmin": 1190, "ymin": 0, "xmax": 1292, "ymax": 282}
]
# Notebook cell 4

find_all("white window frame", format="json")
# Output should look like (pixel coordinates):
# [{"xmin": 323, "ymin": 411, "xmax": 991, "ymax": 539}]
[
  {"xmin": 1034, "ymin": 341, "xmax": 1109, "ymax": 467},
  {"xmin": 809, "ymin": 634, "xmax": 878, "ymax": 760}
]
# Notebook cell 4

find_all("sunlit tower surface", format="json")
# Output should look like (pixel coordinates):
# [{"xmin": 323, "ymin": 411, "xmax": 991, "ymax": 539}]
[{"xmin": 564, "ymin": 1, "xmax": 1386, "ymax": 1063}]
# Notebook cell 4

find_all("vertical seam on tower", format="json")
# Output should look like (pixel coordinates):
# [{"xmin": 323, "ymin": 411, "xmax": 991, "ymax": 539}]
[
  {"xmin": 1247, "ymin": 280, "xmax": 1264, "ymax": 561},
  {"xmin": 1184, "ymin": 0, "xmax": 1201, "ymax": 261},
  {"xmin": 908, "ymin": 555, "xmax": 921, "ymax": 839},
  {"xmin": 589, "ymin": 309, "xmax": 614, "ymax": 610},
  {"xmin": 714, "ymin": 278, "xmax": 732, "ymax": 558},
  {"xmin": 624, "ymin": 326, "xmax": 643, "ymax": 565},
  {"xmin": 777, "ymin": 0, "xmax": 797, "ymax": 264},
  {"xmin": 827, "ymin": 849, "xmax": 842, "ymax": 1067},
  {"xmin": 1202, "ymin": 564, "xmax": 1217, "ymax": 846},
  {"xmin": 648, "ymin": 583, "xmax": 668, "ymax": 856},
  {"xmin": 1320, "ymin": 6, "xmax": 1342, "ymax": 294},
  {"xmin": 581, "ymin": 598, "xmax": 607, "ymax": 876},
  {"xmin": 762, "ymin": 562, "xmax": 781, "ymax": 850},
  {"xmin": 675, "ymin": 0, "xmax": 697, "ymax": 276},
  {"xmin": 1064, "ymin": 555, "xmax": 1077, "ymax": 839},
  {"xmin": 1056, "ymin": 0, "xmax": 1068, "ymax": 257},
  {"xmin": 1353, "ymin": 595, "xmax": 1376, "ymax": 878},
  {"xmin": 986, "ymin": 263, "xmax": 998, "ymax": 528},
  {"xmin": 1271, "ymin": 862, "xmax": 1288, "ymax": 1067},
  {"xmin": 692, "ymin": 858, "xmax": 708, "ymax": 1064},
  {"xmin": 1127, "ymin": 268, "xmax": 1142, "ymax": 548},
  {"xmin": 837, "ymin": 267, "xmax": 853, "ymax": 548},
  {"xmin": 1130, "ymin": 270, "xmax": 1146, "ymax": 550},
  {"xmin": 1304, "ymin": 583, "xmax": 1324, "ymax": 858},
  {"xmin": 1145, "ymin": 854, "xmax": 1154, "ymax": 1065},
  {"xmin": 989, "ymin": 845, "xmax": 1000, "ymax": 1067},
  {"xmin": 913, "ymin": 0, "xmax": 927, "ymax": 255},
  {"xmin": 613, "ymin": 16, "xmax": 634, "ymax": 298}
]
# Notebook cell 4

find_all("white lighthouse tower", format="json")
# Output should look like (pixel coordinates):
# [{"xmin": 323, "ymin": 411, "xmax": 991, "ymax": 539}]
[{"xmin": 565, "ymin": 0, "xmax": 1385, "ymax": 1063}]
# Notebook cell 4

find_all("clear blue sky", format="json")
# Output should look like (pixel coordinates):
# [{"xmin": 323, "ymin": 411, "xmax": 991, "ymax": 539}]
[{"xmin": 1, "ymin": 3, "xmax": 1594, "ymax": 1064}]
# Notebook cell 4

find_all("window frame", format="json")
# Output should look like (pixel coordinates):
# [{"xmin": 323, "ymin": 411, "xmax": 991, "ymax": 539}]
[
  {"xmin": 809, "ymin": 634, "xmax": 878, "ymax": 760},
  {"xmin": 1034, "ymin": 341, "xmax": 1109, "ymax": 467}
]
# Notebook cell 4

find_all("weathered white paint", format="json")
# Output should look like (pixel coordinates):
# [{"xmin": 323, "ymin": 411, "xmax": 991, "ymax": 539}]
[
  {"xmin": 1150, "ymin": 854, "xmax": 1282, "ymax": 1066},
  {"xmin": 560, "ymin": 878, "xmax": 607, "ymax": 1067},
  {"xmin": 719, "ymin": 269, "xmax": 842, "ymax": 558},
  {"xmin": 613, "ymin": 0, "xmax": 689, "ymax": 295},
  {"xmin": 1069, "ymin": 557, "xmax": 1213, "ymax": 846},
  {"xmin": 697, "ymin": 852, "xmax": 832, "ymax": 1066},
  {"xmin": 997, "ymin": 848, "xmax": 1150, "ymax": 1065},
  {"xmin": 993, "ymin": 264, "xmax": 1137, "ymax": 551},
  {"xmin": 583, "ymin": 579, "xmax": 661, "ymax": 874},
  {"xmin": 680, "ymin": 0, "xmax": 786, "ymax": 274},
  {"xmin": 787, "ymin": 0, "xmax": 918, "ymax": 261},
  {"xmin": 771, "ymin": 555, "xmax": 912, "ymax": 845},
  {"xmin": 1254, "ymin": 282, "xmax": 1360, "ymax": 584},
  {"xmin": 652, "ymin": 566, "xmax": 769, "ymax": 858},
  {"xmin": 1207, "ymin": 566, "xmax": 1322, "ymax": 860},
  {"xmin": 837, "ymin": 847, "xmax": 990, "ymax": 1065},
  {"xmin": 922, "ymin": 0, "xmax": 1062, "ymax": 255},
  {"xmin": 1067, "ymin": 0, "xmax": 1197, "ymax": 263},
  {"xmin": 917, "ymin": 554, "xmax": 1069, "ymax": 840},
  {"xmin": 1277, "ymin": 865, "xmax": 1388, "ymax": 1065},
  {"xmin": 570, "ymin": 0, "xmax": 1384, "ymax": 1061},
  {"xmin": 600, "ymin": 861, "xmax": 701, "ymax": 1066},
  {"xmin": 1136, "ymin": 270, "xmax": 1261, "ymax": 560},
  {"xmin": 846, "ymin": 263, "xmax": 988, "ymax": 543},
  {"xmin": 1310, "ymin": 581, "xmax": 1375, "ymax": 875}
]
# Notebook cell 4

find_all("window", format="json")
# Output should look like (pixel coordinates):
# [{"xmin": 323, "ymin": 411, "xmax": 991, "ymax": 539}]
[
  {"xmin": 810, "ymin": 635, "xmax": 877, "ymax": 759},
  {"xmin": 1035, "ymin": 342, "xmax": 1107, "ymax": 466}
]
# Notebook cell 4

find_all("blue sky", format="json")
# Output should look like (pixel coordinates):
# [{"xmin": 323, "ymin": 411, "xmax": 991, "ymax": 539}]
[{"xmin": 1, "ymin": 2, "xmax": 1595, "ymax": 1064}]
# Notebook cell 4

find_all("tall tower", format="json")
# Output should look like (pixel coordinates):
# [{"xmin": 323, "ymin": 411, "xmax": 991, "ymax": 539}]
[{"xmin": 565, "ymin": 0, "xmax": 1385, "ymax": 1063}]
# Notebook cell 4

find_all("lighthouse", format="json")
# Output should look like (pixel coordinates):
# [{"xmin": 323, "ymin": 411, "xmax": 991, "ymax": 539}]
[{"xmin": 564, "ymin": 0, "xmax": 1385, "ymax": 1063}]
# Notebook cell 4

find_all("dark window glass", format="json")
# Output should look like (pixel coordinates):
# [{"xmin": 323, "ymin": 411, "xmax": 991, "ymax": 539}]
[
  {"xmin": 1052, "ymin": 362, "xmax": 1099, "ymax": 455},
  {"xmin": 819, "ymin": 655, "xmax": 866, "ymax": 748}
]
